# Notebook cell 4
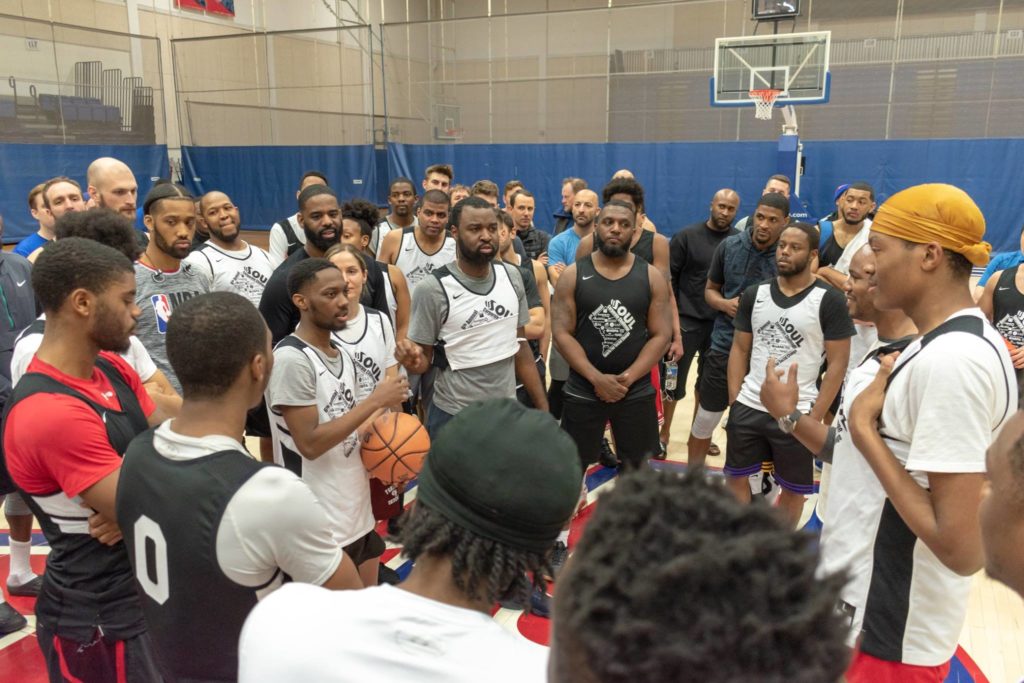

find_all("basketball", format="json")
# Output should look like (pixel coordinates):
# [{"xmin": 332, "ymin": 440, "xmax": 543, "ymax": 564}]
[{"xmin": 361, "ymin": 412, "xmax": 430, "ymax": 485}]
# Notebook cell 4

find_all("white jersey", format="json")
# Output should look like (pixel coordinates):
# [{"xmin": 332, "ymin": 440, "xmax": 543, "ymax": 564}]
[
  {"xmin": 381, "ymin": 266, "xmax": 400, "ymax": 330},
  {"xmin": 151, "ymin": 422, "xmax": 343, "ymax": 592},
  {"xmin": 818, "ymin": 337, "xmax": 910, "ymax": 647},
  {"xmin": 239, "ymin": 583, "xmax": 548, "ymax": 683},
  {"xmin": 185, "ymin": 241, "xmax": 275, "ymax": 307},
  {"xmin": 435, "ymin": 263, "xmax": 521, "ymax": 371},
  {"xmin": 266, "ymin": 336, "xmax": 374, "ymax": 547},
  {"xmin": 831, "ymin": 219, "xmax": 873, "ymax": 275},
  {"xmin": 268, "ymin": 213, "xmax": 306, "ymax": 267},
  {"xmin": 394, "ymin": 227, "xmax": 457, "ymax": 288},
  {"xmin": 332, "ymin": 304, "xmax": 398, "ymax": 401},
  {"xmin": 12, "ymin": 315, "xmax": 158, "ymax": 385},
  {"xmin": 735, "ymin": 279, "xmax": 853, "ymax": 413},
  {"xmin": 371, "ymin": 216, "xmax": 417, "ymax": 256},
  {"xmin": 857, "ymin": 309, "xmax": 1015, "ymax": 666}
]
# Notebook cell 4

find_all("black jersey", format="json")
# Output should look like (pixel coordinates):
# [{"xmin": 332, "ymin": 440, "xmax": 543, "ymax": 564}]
[
  {"xmin": 993, "ymin": 265, "xmax": 1024, "ymax": 348},
  {"xmin": 566, "ymin": 255, "xmax": 652, "ymax": 401},
  {"xmin": 117, "ymin": 430, "xmax": 275, "ymax": 682}
]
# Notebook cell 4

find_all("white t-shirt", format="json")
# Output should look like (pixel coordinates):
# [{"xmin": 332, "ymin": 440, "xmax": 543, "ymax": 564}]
[
  {"xmin": 268, "ymin": 213, "xmax": 306, "ymax": 268},
  {"xmin": 238, "ymin": 583, "xmax": 548, "ymax": 683},
  {"xmin": 12, "ymin": 315, "xmax": 158, "ymax": 385},
  {"xmin": 152, "ymin": 422, "xmax": 343, "ymax": 591},
  {"xmin": 831, "ymin": 218, "xmax": 873, "ymax": 275},
  {"xmin": 857, "ymin": 308, "xmax": 1016, "ymax": 666},
  {"xmin": 185, "ymin": 241, "xmax": 275, "ymax": 307}
]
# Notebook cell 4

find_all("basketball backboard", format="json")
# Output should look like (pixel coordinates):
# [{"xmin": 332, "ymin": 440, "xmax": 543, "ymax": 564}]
[{"xmin": 711, "ymin": 31, "xmax": 831, "ymax": 108}]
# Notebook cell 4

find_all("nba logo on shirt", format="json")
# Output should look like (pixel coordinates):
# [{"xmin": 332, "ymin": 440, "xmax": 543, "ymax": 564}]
[{"xmin": 151, "ymin": 294, "xmax": 172, "ymax": 334}]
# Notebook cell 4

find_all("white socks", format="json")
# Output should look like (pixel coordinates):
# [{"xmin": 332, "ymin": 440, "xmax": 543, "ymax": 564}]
[
  {"xmin": 7, "ymin": 539, "xmax": 35, "ymax": 587},
  {"xmin": 557, "ymin": 529, "xmax": 570, "ymax": 545}
]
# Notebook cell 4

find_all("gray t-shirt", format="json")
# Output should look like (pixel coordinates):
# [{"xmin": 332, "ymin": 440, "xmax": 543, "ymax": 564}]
[
  {"xmin": 408, "ymin": 261, "xmax": 529, "ymax": 415},
  {"xmin": 134, "ymin": 261, "xmax": 212, "ymax": 393},
  {"xmin": 266, "ymin": 343, "xmax": 343, "ymax": 409}
]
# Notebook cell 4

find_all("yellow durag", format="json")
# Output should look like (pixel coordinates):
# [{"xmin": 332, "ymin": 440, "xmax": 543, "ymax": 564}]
[{"xmin": 871, "ymin": 183, "xmax": 991, "ymax": 266}]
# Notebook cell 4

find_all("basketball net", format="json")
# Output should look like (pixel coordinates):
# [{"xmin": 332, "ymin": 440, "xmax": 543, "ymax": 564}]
[{"xmin": 750, "ymin": 89, "xmax": 782, "ymax": 120}]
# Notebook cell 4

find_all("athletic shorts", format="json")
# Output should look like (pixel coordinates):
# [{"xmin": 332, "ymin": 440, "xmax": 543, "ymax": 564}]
[
  {"xmin": 36, "ymin": 625, "xmax": 162, "ymax": 683},
  {"xmin": 245, "ymin": 399, "xmax": 271, "ymax": 438},
  {"xmin": 516, "ymin": 358, "xmax": 547, "ymax": 409},
  {"xmin": 666, "ymin": 319, "xmax": 714, "ymax": 401},
  {"xmin": 369, "ymin": 478, "xmax": 403, "ymax": 521},
  {"xmin": 343, "ymin": 530, "xmax": 386, "ymax": 566},
  {"xmin": 697, "ymin": 350, "xmax": 730, "ymax": 413},
  {"xmin": 561, "ymin": 393, "xmax": 660, "ymax": 470},
  {"xmin": 724, "ymin": 402, "xmax": 815, "ymax": 494},
  {"xmin": 2, "ymin": 491, "xmax": 31, "ymax": 516},
  {"xmin": 846, "ymin": 650, "xmax": 951, "ymax": 683}
]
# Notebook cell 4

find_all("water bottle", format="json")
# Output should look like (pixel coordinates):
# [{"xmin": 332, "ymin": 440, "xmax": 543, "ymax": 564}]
[{"xmin": 664, "ymin": 360, "xmax": 678, "ymax": 392}]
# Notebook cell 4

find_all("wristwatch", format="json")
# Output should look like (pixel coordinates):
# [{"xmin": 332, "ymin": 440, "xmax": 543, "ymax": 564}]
[{"xmin": 777, "ymin": 409, "xmax": 804, "ymax": 435}]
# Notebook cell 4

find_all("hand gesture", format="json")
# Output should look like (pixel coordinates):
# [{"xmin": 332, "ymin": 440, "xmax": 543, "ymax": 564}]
[
  {"xmin": 667, "ymin": 338, "xmax": 684, "ymax": 363},
  {"xmin": 394, "ymin": 339, "xmax": 424, "ymax": 371},
  {"xmin": 370, "ymin": 375, "xmax": 410, "ymax": 409},
  {"xmin": 724, "ymin": 297, "xmax": 740, "ymax": 318},
  {"xmin": 759, "ymin": 358, "xmax": 799, "ymax": 419},
  {"xmin": 88, "ymin": 511, "xmax": 123, "ymax": 546},
  {"xmin": 850, "ymin": 352, "xmax": 899, "ymax": 438},
  {"xmin": 1010, "ymin": 344, "xmax": 1024, "ymax": 370},
  {"xmin": 594, "ymin": 373, "xmax": 628, "ymax": 403}
]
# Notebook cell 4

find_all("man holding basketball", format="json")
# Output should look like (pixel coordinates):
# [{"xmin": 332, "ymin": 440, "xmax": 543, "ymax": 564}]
[
  {"xmin": 115, "ymin": 293, "xmax": 362, "ymax": 682},
  {"xmin": 266, "ymin": 259, "xmax": 408, "ymax": 587}
]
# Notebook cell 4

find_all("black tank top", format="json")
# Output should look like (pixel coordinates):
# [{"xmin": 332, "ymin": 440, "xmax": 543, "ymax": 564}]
[
  {"xmin": 117, "ymin": 430, "xmax": 276, "ymax": 681},
  {"xmin": 993, "ymin": 265, "xmax": 1024, "ymax": 347},
  {"xmin": 0, "ymin": 357, "xmax": 150, "ymax": 640},
  {"xmin": 566, "ymin": 254, "xmax": 652, "ymax": 400},
  {"xmin": 592, "ymin": 229, "xmax": 655, "ymax": 265}
]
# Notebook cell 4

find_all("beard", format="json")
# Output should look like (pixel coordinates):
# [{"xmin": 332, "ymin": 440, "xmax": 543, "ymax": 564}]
[
  {"xmin": 153, "ymin": 229, "xmax": 190, "ymax": 260},
  {"xmin": 303, "ymin": 223, "xmax": 340, "ymax": 253},
  {"xmin": 91, "ymin": 302, "xmax": 133, "ymax": 353},
  {"xmin": 209, "ymin": 223, "xmax": 238, "ymax": 243},
  {"xmin": 457, "ymin": 237, "xmax": 495, "ymax": 265},
  {"xmin": 595, "ymin": 232, "xmax": 629, "ymax": 258},
  {"xmin": 778, "ymin": 257, "xmax": 810, "ymax": 277}
]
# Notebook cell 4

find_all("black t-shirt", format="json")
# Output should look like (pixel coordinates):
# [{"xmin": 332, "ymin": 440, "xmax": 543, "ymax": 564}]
[
  {"xmin": 669, "ymin": 221, "xmax": 738, "ymax": 323},
  {"xmin": 818, "ymin": 234, "xmax": 845, "ymax": 269},
  {"xmin": 514, "ymin": 257, "xmax": 542, "ymax": 360},
  {"xmin": 259, "ymin": 248, "xmax": 389, "ymax": 346}
]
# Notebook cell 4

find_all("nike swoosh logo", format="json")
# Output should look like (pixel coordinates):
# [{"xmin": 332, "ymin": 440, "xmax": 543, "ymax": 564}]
[
  {"xmin": 999, "ymin": 287, "xmax": 1011, "ymax": 291},
  {"xmin": 452, "ymin": 292, "xmax": 465, "ymax": 299},
  {"xmin": 318, "ymin": 369, "xmax": 327, "ymax": 376},
  {"xmin": 403, "ymin": 246, "xmax": 415, "ymax": 252},
  {"xmin": 15, "ymin": 280, "xmax": 25, "ymax": 287},
  {"xmin": 582, "ymin": 275, "xmax": 594, "ymax": 280}
]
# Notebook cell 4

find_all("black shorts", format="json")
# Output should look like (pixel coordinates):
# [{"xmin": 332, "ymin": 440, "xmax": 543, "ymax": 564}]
[
  {"xmin": 343, "ymin": 530, "xmax": 386, "ymax": 566},
  {"xmin": 697, "ymin": 350, "xmax": 730, "ymax": 413},
  {"xmin": 561, "ymin": 392, "xmax": 660, "ymax": 470},
  {"xmin": 37, "ymin": 625, "xmax": 162, "ymax": 683},
  {"xmin": 245, "ymin": 399, "xmax": 271, "ymax": 438},
  {"xmin": 666, "ymin": 318, "xmax": 714, "ymax": 401},
  {"xmin": 724, "ymin": 402, "xmax": 815, "ymax": 494},
  {"xmin": 516, "ymin": 357, "xmax": 547, "ymax": 408}
]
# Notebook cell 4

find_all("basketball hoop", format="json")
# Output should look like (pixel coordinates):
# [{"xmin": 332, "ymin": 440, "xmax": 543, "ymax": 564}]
[{"xmin": 750, "ymin": 89, "xmax": 782, "ymax": 120}]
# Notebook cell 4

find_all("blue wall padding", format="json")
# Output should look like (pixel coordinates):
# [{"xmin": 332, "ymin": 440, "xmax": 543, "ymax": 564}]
[
  {"xmin": 7, "ymin": 139, "xmax": 1017, "ymax": 251},
  {"xmin": 388, "ymin": 138, "xmax": 1024, "ymax": 252},
  {"xmin": 0, "ymin": 143, "xmax": 168, "ymax": 242},
  {"xmin": 181, "ymin": 145, "xmax": 378, "ymax": 229}
]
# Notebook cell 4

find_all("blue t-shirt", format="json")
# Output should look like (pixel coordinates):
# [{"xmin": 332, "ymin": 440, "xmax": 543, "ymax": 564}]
[
  {"xmin": 12, "ymin": 232, "xmax": 49, "ymax": 259},
  {"xmin": 978, "ymin": 251, "xmax": 1024, "ymax": 287},
  {"xmin": 547, "ymin": 228, "xmax": 582, "ymax": 268}
]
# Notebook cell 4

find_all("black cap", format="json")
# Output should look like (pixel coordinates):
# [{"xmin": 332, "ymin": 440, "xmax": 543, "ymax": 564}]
[{"xmin": 416, "ymin": 399, "xmax": 582, "ymax": 554}]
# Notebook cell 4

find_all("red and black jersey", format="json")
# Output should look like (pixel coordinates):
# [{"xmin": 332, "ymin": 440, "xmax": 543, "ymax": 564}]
[{"xmin": 1, "ymin": 353, "xmax": 153, "ymax": 640}]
